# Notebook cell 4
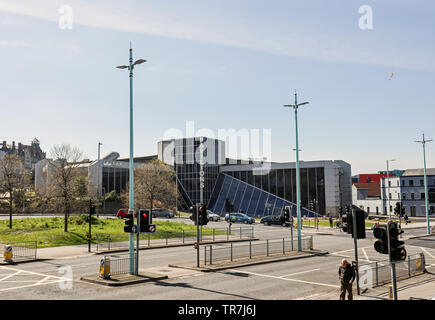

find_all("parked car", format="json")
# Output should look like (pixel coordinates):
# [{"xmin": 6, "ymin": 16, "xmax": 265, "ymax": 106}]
[
  {"xmin": 260, "ymin": 215, "xmax": 290, "ymax": 227},
  {"xmin": 207, "ymin": 210, "xmax": 221, "ymax": 221},
  {"xmin": 224, "ymin": 212, "xmax": 255, "ymax": 224},
  {"xmin": 152, "ymin": 208, "xmax": 174, "ymax": 219},
  {"xmin": 116, "ymin": 208, "xmax": 138, "ymax": 218}
]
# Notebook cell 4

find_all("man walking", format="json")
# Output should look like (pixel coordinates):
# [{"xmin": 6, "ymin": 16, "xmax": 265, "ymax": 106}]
[
  {"xmin": 329, "ymin": 216, "xmax": 333, "ymax": 228},
  {"xmin": 338, "ymin": 259, "xmax": 355, "ymax": 300}
]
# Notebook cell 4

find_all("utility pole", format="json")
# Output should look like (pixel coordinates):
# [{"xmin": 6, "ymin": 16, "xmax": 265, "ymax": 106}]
[
  {"xmin": 416, "ymin": 133, "xmax": 433, "ymax": 235},
  {"xmin": 284, "ymin": 90, "xmax": 309, "ymax": 251},
  {"xmin": 116, "ymin": 43, "xmax": 146, "ymax": 274}
]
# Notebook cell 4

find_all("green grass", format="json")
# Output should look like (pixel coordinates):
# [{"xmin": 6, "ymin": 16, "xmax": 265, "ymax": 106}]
[
  {"xmin": 0, "ymin": 216, "xmax": 223, "ymax": 248},
  {"xmin": 299, "ymin": 219, "xmax": 375, "ymax": 228}
]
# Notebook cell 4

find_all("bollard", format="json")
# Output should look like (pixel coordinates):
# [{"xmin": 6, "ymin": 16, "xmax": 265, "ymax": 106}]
[
  {"xmin": 4, "ymin": 245, "xmax": 13, "ymax": 263},
  {"xmin": 99, "ymin": 257, "xmax": 110, "ymax": 279},
  {"xmin": 249, "ymin": 241, "xmax": 252, "ymax": 259},
  {"xmin": 230, "ymin": 243, "xmax": 233, "ymax": 262},
  {"xmin": 375, "ymin": 262, "xmax": 379, "ymax": 286}
]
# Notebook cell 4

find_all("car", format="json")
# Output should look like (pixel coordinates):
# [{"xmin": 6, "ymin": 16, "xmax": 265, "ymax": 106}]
[
  {"xmin": 151, "ymin": 208, "xmax": 174, "ymax": 219},
  {"xmin": 207, "ymin": 210, "xmax": 221, "ymax": 221},
  {"xmin": 116, "ymin": 208, "xmax": 138, "ymax": 218},
  {"xmin": 260, "ymin": 215, "xmax": 290, "ymax": 227},
  {"xmin": 224, "ymin": 212, "xmax": 255, "ymax": 224}
]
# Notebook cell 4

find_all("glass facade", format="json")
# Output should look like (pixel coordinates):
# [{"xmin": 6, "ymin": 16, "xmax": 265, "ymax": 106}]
[
  {"xmin": 208, "ymin": 173, "xmax": 319, "ymax": 218},
  {"xmin": 102, "ymin": 166, "xmax": 129, "ymax": 194},
  {"xmin": 222, "ymin": 167, "xmax": 325, "ymax": 214}
]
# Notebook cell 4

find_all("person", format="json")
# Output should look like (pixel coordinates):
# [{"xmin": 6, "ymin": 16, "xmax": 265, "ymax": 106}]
[
  {"xmin": 404, "ymin": 214, "xmax": 409, "ymax": 225},
  {"xmin": 329, "ymin": 216, "xmax": 333, "ymax": 228},
  {"xmin": 338, "ymin": 259, "xmax": 355, "ymax": 300}
]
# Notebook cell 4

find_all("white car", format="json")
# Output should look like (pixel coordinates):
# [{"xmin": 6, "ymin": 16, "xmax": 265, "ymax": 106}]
[{"xmin": 207, "ymin": 211, "xmax": 221, "ymax": 221}]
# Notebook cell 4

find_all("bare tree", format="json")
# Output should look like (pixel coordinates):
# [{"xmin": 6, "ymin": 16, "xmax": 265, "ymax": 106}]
[
  {"xmin": 124, "ymin": 158, "xmax": 177, "ymax": 212},
  {"xmin": 48, "ymin": 144, "xmax": 83, "ymax": 232},
  {"xmin": 0, "ymin": 154, "xmax": 29, "ymax": 228}
]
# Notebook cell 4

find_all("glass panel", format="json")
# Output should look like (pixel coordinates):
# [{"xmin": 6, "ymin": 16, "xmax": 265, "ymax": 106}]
[
  {"xmin": 248, "ymin": 188, "xmax": 261, "ymax": 215},
  {"xmin": 277, "ymin": 169, "xmax": 285, "ymax": 198},
  {"xmin": 239, "ymin": 185, "xmax": 253, "ymax": 214},
  {"xmin": 233, "ymin": 182, "xmax": 246, "ymax": 212},
  {"xmin": 256, "ymin": 190, "xmax": 269, "ymax": 217},
  {"xmin": 270, "ymin": 170, "xmax": 277, "ymax": 195}
]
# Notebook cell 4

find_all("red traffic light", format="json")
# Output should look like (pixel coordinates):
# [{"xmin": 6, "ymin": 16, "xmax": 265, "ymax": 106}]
[{"xmin": 143, "ymin": 213, "xmax": 147, "ymax": 218}]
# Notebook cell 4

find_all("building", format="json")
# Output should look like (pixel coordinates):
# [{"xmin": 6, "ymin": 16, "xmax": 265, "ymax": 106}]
[
  {"xmin": 158, "ymin": 137, "xmax": 352, "ymax": 217},
  {"xmin": 381, "ymin": 169, "xmax": 435, "ymax": 217},
  {"xmin": 35, "ymin": 152, "xmax": 157, "ymax": 196},
  {"xmin": 352, "ymin": 182, "xmax": 382, "ymax": 215},
  {"xmin": 0, "ymin": 138, "xmax": 46, "ymax": 170}
]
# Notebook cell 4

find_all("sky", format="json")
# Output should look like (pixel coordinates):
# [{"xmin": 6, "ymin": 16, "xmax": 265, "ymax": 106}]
[{"xmin": 1, "ymin": 0, "xmax": 435, "ymax": 174}]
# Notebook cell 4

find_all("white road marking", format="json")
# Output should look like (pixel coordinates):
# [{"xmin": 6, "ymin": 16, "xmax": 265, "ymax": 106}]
[
  {"xmin": 362, "ymin": 248, "xmax": 371, "ymax": 262},
  {"xmin": 227, "ymin": 269, "xmax": 340, "ymax": 288},
  {"xmin": 0, "ymin": 280, "xmax": 63, "ymax": 292},
  {"xmin": 0, "ymin": 265, "xmax": 64, "ymax": 280},
  {"xmin": 0, "ymin": 271, "xmax": 21, "ymax": 282},
  {"xmin": 421, "ymin": 247, "xmax": 435, "ymax": 260},
  {"xmin": 280, "ymin": 268, "xmax": 320, "ymax": 278}
]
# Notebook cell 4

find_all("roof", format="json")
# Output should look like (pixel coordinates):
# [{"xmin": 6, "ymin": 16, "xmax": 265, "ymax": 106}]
[
  {"xmin": 353, "ymin": 183, "xmax": 381, "ymax": 197},
  {"xmin": 402, "ymin": 168, "xmax": 435, "ymax": 176}
]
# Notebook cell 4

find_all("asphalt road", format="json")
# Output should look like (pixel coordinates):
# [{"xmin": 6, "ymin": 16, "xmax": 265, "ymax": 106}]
[{"xmin": 0, "ymin": 220, "xmax": 434, "ymax": 300}]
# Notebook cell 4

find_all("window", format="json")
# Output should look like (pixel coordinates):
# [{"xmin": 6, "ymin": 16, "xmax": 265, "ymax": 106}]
[
  {"xmin": 376, "ymin": 207, "xmax": 379, "ymax": 214},
  {"xmin": 421, "ymin": 193, "xmax": 425, "ymax": 199},
  {"xmin": 388, "ymin": 181, "xmax": 391, "ymax": 187},
  {"xmin": 397, "ymin": 181, "xmax": 399, "ymax": 187},
  {"xmin": 403, "ymin": 193, "xmax": 406, "ymax": 200},
  {"xmin": 409, "ymin": 180, "xmax": 414, "ymax": 186},
  {"xmin": 389, "ymin": 193, "xmax": 392, "ymax": 199},
  {"xmin": 431, "ymin": 206, "xmax": 435, "ymax": 214},
  {"xmin": 411, "ymin": 193, "xmax": 415, "ymax": 200},
  {"xmin": 367, "ymin": 207, "xmax": 370, "ymax": 213},
  {"xmin": 390, "ymin": 205, "xmax": 393, "ymax": 213},
  {"xmin": 402, "ymin": 180, "xmax": 405, "ymax": 186},
  {"xmin": 420, "ymin": 179, "xmax": 424, "ymax": 186}
]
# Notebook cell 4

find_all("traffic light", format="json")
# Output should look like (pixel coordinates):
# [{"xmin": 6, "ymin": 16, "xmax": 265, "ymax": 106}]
[
  {"xmin": 284, "ymin": 206, "xmax": 291, "ymax": 222},
  {"xmin": 198, "ymin": 204, "xmax": 208, "ymax": 225},
  {"xmin": 401, "ymin": 206, "xmax": 405, "ymax": 217},
  {"xmin": 389, "ymin": 222, "xmax": 406, "ymax": 261},
  {"xmin": 373, "ymin": 225, "xmax": 389, "ymax": 254},
  {"xmin": 394, "ymin": 202, "xmax": 401, "ymax": 216},
  {"xmin": 124, "ymin": 210, "xmax": 134, "ymax": 233},
  {"xmin": 139, "ymin": 209, "xmax": 156, "ymax": 233},
  {"xmin": 355, "ymin": 210, "xmax": 366, "ymax": 239},
  {"xmin": 190, "ymin": 205, "xmax": 198, "ymax": 224},
  {"xmin": 341, "ymin": 211, "xmax": 353, "ymax": 234},
  {"xmin": 338, "ymin": 206, "xmax": 343, "ymax": 216}
]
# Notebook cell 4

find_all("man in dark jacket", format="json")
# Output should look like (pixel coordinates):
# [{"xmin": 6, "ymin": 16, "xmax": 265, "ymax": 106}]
[{"xmin": 338, "ymin": 259, "xmax": 355, "ymax": 300}]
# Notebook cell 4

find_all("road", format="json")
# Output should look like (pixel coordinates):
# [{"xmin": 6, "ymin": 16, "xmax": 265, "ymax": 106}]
[{"xmin": 0, "ymin": 219, "xmax": 434, "ymax": 300}]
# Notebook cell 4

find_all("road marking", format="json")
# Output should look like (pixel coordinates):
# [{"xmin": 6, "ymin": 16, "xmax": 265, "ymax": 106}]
[
  {"xmin": 0, "ymin": 280, "xmax": 63, "ymax": 292},
  {"xmin": 227, "ymin": 269, "xmax": 339, "ymax": 288},
  {"xmin": 0, "ymin": 271, "xmax": 21, "ymax": 282},
  {"xmin": 362, "ymin": 248, "xmax": 371, "ymax": 262},
  {"xmin": 280, "ymin": 268, "xmax": 320, "ymax": 278},
  {"xmin": 421, "ymin": 247, "xmax": 435, "ymax": 260},
  {"xmin": 0, "ymin": 265, "xmax": 64, "ymax": 280},
  {"xmin": 330, "ymin": 246, "xmax": 372, "ymax": 255}
]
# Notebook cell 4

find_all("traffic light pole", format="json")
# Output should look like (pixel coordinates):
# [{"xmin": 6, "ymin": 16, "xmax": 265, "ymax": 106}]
[
  {"xmin": 135, "ymin": 211, "xmax": 140, "ymax": 275},
  {"xmin": 352, "ymin": 208, "xmax": 360, "ymax": 295},
  {"xmin": 387, "ymin": 221, "xmax": 398, "ymax": 300},
  {"xmin": 196, "ymin": 204, "xmax": 200, "ymax": 268},
  {"xmin": 128, "ymin": 46, "xmax": 135, "ymax": 275}
]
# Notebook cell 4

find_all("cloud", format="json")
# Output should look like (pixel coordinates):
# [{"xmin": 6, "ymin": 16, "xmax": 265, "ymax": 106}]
[
  {"xmin": 0, "ymin": 40, "xmax": 30, "ymax": 47},
  {"xmin": 0, "ymin": 0, "xmax": 434, "ymax": 72}
]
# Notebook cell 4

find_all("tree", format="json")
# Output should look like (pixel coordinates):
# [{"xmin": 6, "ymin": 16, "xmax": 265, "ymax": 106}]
[
  {"xmin": 0, "ymin": 154, "xmax": 29, "ymax": 228},
  {"xmin": 124, "ymin": 159, "xmax": 177, "ymax": 212},
  {"xmin": 47, "ymin": 144, "xmax": 83, "ymax": 232}
]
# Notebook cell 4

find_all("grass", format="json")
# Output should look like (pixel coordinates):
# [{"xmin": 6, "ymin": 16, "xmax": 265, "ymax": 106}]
[
  {"xmin": 298, "ymin": 218, "xmax": 376, "ymax": 228},
  {"xmin": 0, "ymin": 216, "xmax": 224, "ymax": 248}
]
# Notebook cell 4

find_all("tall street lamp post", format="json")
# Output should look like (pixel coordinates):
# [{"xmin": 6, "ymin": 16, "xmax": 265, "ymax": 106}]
[
  {"xmin": 284, "ymin": 91, "xmax": 309, "ymax": 251},
  {"xmin": 116, "ymin": 43, "xmax": 146, "ymax": 274},
  {"xmin": 415, "ymin": 133, "xmax": 433, "ymax": 235},
  {"xmin": 386, "ymin": 159, "xmax": 396, "ymax": 219}
]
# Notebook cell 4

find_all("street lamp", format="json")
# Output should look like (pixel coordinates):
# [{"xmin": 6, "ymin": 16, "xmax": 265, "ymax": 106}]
[
  {"xmin": 415, "ymin": 133, "xmax": 433, "ymax": 235},
  {"xmin": 116, "ymin": 43, "xmax": 146, "ymax": 275},
  {"xmin": 284, "ymin": 91, "xmax": 309, "ymax": 251},
  {"xmin": 386, "ymin": 159, "xmax": 396, "ymax": 219}
]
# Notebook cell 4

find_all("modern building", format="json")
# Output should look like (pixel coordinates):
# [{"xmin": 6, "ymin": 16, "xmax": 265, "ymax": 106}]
[
  {"xmin": 159, "ymin": 137, "xmax": 352, "ymax": 217},
  {"xmin": 352, "ymin": 182, "xmax": 382, "ymax": 215},
  {"xmin": 0, "ymin": 138, "xmax": 46, "ymax": 170}
]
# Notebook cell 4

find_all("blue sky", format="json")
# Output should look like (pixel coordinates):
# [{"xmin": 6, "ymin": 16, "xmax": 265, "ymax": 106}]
[{"xmin": 0, "ymin": 0, "xmax": 434, "ymax": 174}]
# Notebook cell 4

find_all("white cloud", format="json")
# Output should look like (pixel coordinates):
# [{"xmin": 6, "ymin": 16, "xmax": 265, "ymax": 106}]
[
  {"xmin": 0, "ymin": 0, "xmax": 434, "ymax": 72},
  {"xmin": 0, "ymin": 40, "xmax": 30, "ymax": 47}
]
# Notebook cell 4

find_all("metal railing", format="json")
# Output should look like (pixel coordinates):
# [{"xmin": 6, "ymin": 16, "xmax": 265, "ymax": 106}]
[
  {"xmin": 100, "ymin": 254, "xmax": 133, "ymax": 277},
  {"xmin": 3, "ymin": 241, "xmax": 37, "ymax": 262},
  {"xmin": 94, "ymin": 226, "xmax": 255, "ymax": 253},
  {"xmin": 203, "ymin": 235, "xmax": 313, "ymax": 266},
  {"xmin": 354, "ymin": 253, "xmax": 426, "ymax": 289}
]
